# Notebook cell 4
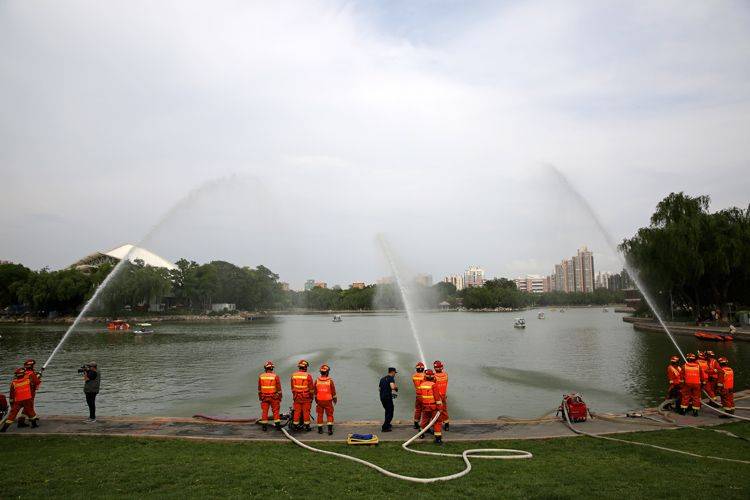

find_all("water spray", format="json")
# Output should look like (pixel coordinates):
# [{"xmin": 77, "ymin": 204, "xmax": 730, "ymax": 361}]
[{"xmin": 376, "ymin": 233, "xmax": 427, "ymax": 363}]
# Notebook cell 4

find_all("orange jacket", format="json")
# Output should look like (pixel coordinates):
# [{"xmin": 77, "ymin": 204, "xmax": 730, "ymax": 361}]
[
  {"xmin": 314, "ymin": 376, "xmax": 336, "ymax": 402},
  {"xmin": 291, "ymin": 371, "xmax": 314, "ymax": 400},
  {"xmin": 682, "ymin": 362, "xmax": 704, "ymax": 386},
  {"xmin": 697, "ymin": 359, "xmax": 709, "ymax": 380},
  {"xmin": 707, "ymin": 358, "xmax": 720, "ymax": 380},
  {"xmin": 25, "ymin": 370, "xmax": 42, "ymax": 397},
  {"xmin": 667, "ymin": 365, "xmax": 682, "ymax": 385},
  {"xmin": 9, "ymin": 377, "xmax": 32, "ymax": 402},
  {"xmin": 717, "ymin": 367, "xmax": 734, "ymax": 390},
  {"xmin": 416, "ymin": 380, "xmax": 443, "ymax": 410},
  {"xmin": 258, "ymin": 372, "xmax": 282, "ymax": 399},
  {"xmin": 412, "ymin": 371, "xmax": 425, "ymax": 390},
  {"xmin": 434, "ymin": 371, "xmax": 448, "ymax": 397}
]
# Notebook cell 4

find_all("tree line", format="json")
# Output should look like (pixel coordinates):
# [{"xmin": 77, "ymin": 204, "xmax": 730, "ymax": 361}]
[{"xmin": 620, "ymin": 192, "xmax": 750, "ymax": 320}]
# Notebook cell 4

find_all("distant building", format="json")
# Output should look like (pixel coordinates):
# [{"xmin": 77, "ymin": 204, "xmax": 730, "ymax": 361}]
[
  {"xmin": 415, "ymin": 274, "xmax": 433, "ymax": 287},
  {"xmin": 514, "ymin": 275, "xmax": 548, "ymax": 294},
  {"xmin": 377, "ymin": 276, "xmax": 394, "ymax": 285},
  {"xmin": 564, "ymin": 259, "xmax": 575, "ymax": 292},
  {"xmin": 211, "ymin": 303, "xmax": 236, "ymax": 312},
  {"xmin": 0, "ymin": 260, "xmax": 11, "ymax": 265},
  {"xmin": 554, "ymin": 264, "xmax": 565, "ymax": 292},
  {"xmin": 552, "ymin": 246, "xmax": 595, "ymax": 293},
  {"xmin": 279, "ymin": 282, "xmax": 290, "ymax": 292},
  {"xmin": 608, "ymin": 269, "xmax": 633, "ymax": 292},
  {"xmin": 464, "ymin": 266, "xmax": 485, "ymax": 288},
  {"xmin": 304, "ymin": 279, "xmax": 316, "ymax": 291},
  {"xmin": 314, "ymin": 281, "xmax": 327, "ymax": 289},
  {"xmin": 595, "ymin": 272, "xmax": 611, "ymax": 290},
  {"xmin": 443, "ymin": 274, "xmax": 464, "ymax": 291},
  {"xmin": 350, "ymin": 282, "xmax": 366, "ymax": 289}
]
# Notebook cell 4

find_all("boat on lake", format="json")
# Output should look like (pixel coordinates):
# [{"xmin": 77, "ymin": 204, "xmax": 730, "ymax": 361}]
[
  {"xmin": 107, "ymin": 319, "xmax": 130, "ymax": 331},
  {"xmin": 603, "ymin": 308, "xmax": 609, "ymax": 312},
  {"xmin": 332, "ymin": 314, "xmax": 342, "ymax": 323},
  {"xmin": 538, "ymin": 312, "xmax": 545, "ymax": 319},
  {"xmin": 514, "ymin": 318, "xmax": 526, "ymax": 329},
  {"xmin": 133, "ymin": 323, "xmax": 154, "ymax": 334},
  {"xmin": 694, "ymin": 330, "xmax": 733, "ymax": 342}
]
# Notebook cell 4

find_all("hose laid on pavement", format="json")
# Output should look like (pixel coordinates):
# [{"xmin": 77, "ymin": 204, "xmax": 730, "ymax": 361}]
[
  {"xmin": 561, "ymin": 402, "xmax": 750, "ymax": 464},
  {"xmin": 281, "ymin": 411, "xmax": 533, "ymax": 483}
]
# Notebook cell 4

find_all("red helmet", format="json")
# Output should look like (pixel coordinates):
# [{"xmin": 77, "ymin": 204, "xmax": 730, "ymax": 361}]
[
  {"xmin": 320, "ymin": 364, "xmax": 330, "ymax": 373},
  {"xmin": 14, "ymin": 368, "xmax": 25, "ymax": 377},
  {"xmin": 264, "ymin": 360, "xmax": 274, "ymax": 369},
  {"xmin": 686, "ymin": 353, "xmax": 696, "ymax": 361},
  {"xmin": 433, "ymin": 360, "xmax": 444, "ymax": 369},
  {"xmin": 24, "ymin": 359, "xmax": 36, "ymax": 367},
  {"xmin": 298, "ymin": 359, "xmax": 309, "ymax": 369},
  {"xmin": 669, "ymin": 355, "xmax": 679, "ymax": 363},
  {"xmin": 706, "ymin": 350, "xmax": 715, "ymax": 357},
  {"xmin": 424, "ymin": 369, "xmax": 435, "ymax": 379},
  {"xmin": 415, "ymin": 361, "xmax": 425, "ymax": 369},
  {"xmin": 718, "ymin": 357, "xmax": 729, "ymax": 365},
  {"xmin": 697, "ymin": 351, "xmax": 706, "ymax": 359}
]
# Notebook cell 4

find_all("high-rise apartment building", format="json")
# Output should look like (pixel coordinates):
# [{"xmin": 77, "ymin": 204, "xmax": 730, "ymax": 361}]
[
  {"xmin": 552, "ymin": 247, "xmax": 595, "ymax": 293},
  {"xmin": 554, "ymin": 264, "xmax": 565, "ymax": 292},
  {"xmin": 514, "ymin": 275, "xmax": 548, "ymax": 293},
  {"xmin": 443, "ymin": 274, "xmax": 464, "ymax": 291},
  {"xmin": 304, "ymin": 279, "xmax": 316, "ymax": 291},
  {"xmin": 464, "ymin": 266, "xmax": 485, "ymax": 288},
  {"xmin": 415, "ymin": 274, "xmax": 433, "ymax": 287},
  {"xmin": 577, "ymin": 246, "xmax": 594, "ymax": 292}
]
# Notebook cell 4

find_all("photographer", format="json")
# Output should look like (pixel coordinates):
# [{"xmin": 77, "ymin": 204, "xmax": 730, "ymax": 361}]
[{"xmin": 80, "ymin": 362, "xmax": 100, "ymax": 422}]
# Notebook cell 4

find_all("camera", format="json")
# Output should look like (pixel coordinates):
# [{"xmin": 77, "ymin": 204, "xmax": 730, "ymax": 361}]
[{"xmin": 77, "ymin": 365, "xmax": 90, "ymax": 374}]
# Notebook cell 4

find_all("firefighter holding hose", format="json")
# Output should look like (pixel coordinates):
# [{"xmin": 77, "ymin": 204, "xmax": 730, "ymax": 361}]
[
  {"xmin": 680, "ymin": 353, "xmax": 705, "ymax": 416},
  {"xmin": 666, "ymin": 355, "xmax": 682, "ymax": 411},
  {"xmin": 716, "ymin": 357, "xmax": 734, "ymax": 415},
  {"xmin": 412, "ymin": 362, "xmax": 425, "ymax": 429},
  {"xmin": 433, "ymin": 360, "xmax": 449, "ymax": 431},
  {"xmin": 258, "ymin": 360, "xmax": 282, "ymax": 431},
  {"xmin": 418, "ymin": 369, "xmax": 444, "ymax": 445},
  {"xmin": 16, "ymin": 358, "xmax": 42, "ymax": 428},
  {"xmin": 1, "ymin": 368, "xmax": 39, "ymax": 432}
]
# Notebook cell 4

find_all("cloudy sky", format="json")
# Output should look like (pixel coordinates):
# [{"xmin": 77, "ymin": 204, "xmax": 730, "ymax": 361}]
[{"xmin": 1, "ymin": 1, "xmax": 749, "ymax": 288}]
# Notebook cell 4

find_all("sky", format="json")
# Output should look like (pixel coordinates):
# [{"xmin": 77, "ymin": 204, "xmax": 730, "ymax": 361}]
[{"xmin": 1, "ymin": 0, "xmax": 749, "ymax": 288}]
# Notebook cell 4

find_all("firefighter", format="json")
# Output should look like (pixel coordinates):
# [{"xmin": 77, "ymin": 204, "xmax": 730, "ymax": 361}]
[
  {"xmin": 17, "ymin": 358, "xmax": 42, "ymax": 428},
  {"xmin": 705, "ymin": 350, "xmax": 720, "ymax": 404},
  {"xmin": 258, "ymin": 360, "xmax": 282, "ymax": 431},
  {"xmin": 417, "ymin": 369, "xmax": 444, "ymax": 444},
  {"xmin": 680, "ymin": 353, "xmax": 705, "ymax": 416},
  {"xmin": 696, "ymin": 351, "xmax": 715, "ymax": 400},
  {"xmin": 412, "ymin": 362, "xmax": 426, "ymax": 429},
  {"xmin": 314, "ymin": 364, "xmax": 337, "ymax": 435},
  {"xmin": 716, "ymin": 357, "xmax": 734, "ymax": 415},
  {"xmin": 1, "ymin": 368, "xmax": 39, "ymax": 432},
  {"xmin": 291, "ymin": 359, "xmax": 314, "ymax": 431},
  {"xmin": 433, "ymin": 360, "xmax": 449, "ymax": 431},
  {"xmin": 666, "ymin": 355, "xmax": 682, "ymax": 411}
]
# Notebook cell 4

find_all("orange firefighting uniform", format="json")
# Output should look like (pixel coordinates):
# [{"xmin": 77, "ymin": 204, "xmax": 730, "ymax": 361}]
[
  {"xmin": 667, "ymin": 364, "xmax": 682, "ymax": 401},
  {"xmin": 314, "ymin": 375, "xmax": 337, "ymax": 426},
  {"xmin": 5, "ymin": 376, "xmax": 37, "ymax": 424},
  {"xmin": 706, "ymin": 356, "xmax": 720, "ymax": 399},
  {"xmin": 697, "ymin": 357, "xmax": 715, "ymax": 399},
  {"xmin": 18, "ymin": 368, "xmax": 41, "ymax": 425},
  {"xmin": 418, "ymin": 379, "xmax": 443, "ymax": 437},
  {"xmin": 434, "ymin": 370, "xmax": 449, "ymax": 424},
  {"xmin": 680, "ymin": 361, "xmax": 706, "ymax": 411},
  {"xmin": 258, "ymin": 371, "xmax": 282, "ymax": 425},
  {"xmin": 291, "ymin": 370, "xmax": 314, "ymax": 425},
  {"xmin": 412, "ymin": 371, "xmax": 425, "ymax": 423},
  {"xmin": 717, "ymin": 366, "xmax": 734, "ymax": 412}
]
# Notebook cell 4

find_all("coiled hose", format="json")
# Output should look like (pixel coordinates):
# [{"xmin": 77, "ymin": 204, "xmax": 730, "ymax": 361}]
[{"xmin": 281, "ymin": 411, "xmax": 533, "ymax": 483}]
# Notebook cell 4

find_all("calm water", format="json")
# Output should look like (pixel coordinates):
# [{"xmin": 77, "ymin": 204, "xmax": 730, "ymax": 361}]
[{"xmin": 1, "ymin": 309, "xmax": 747, "ymax": 420}]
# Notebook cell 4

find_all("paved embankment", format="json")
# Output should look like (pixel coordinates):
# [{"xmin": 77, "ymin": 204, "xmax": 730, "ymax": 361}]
[
  {"xmin": 5, "ymin": 391, "xmax": 747, "ymax": 442},
  {"xmin": 623, "ymin": 316, "xmax": 750, "ymax": 342}
]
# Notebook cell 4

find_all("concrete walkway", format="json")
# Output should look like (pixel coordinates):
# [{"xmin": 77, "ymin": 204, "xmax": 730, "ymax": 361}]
[{"xmin": 4, "ymin": 391, "xmax": 747, "ymax": 443}]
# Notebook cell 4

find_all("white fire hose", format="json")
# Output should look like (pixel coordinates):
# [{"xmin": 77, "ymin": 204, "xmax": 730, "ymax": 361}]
[{"xmin": 281, "ymin": 411, "xmax": 532, "ymax": 483}]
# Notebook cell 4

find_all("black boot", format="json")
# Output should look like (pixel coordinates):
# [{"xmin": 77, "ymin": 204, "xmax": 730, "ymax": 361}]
[
  {"xmin": 31, "ymin": 419, "xmax": 38, "ymax": 428},
  {"xmin": 435, "ymin": 436, "xmax": 443, "ymax": 445},
  {"xmin": 304, "ymin": 424, "xmax": 311, "ymax": 432},
  {"xmin": 318, "ymin": 426, "xmax": 323, "ymax": 434},
  {"xmin": 327, "ymin": 424, "xmax": 333, "ymax": 435},
  {"xmin": 677, "ymin": 407, "xmax": 686, "ymax": 415},
  {"xmin": 0, "ymin": 423, "xmax": 9, "ymax": 433},
  {"xmin": 419, "ymin": 431, "xmax": 425, "ymax": 439},
  {"xmin": 413, "ymin": 421, "xmax": 420, "ymax": 429},
  {"xmin": 692, "ymin": 409, "xmax": 699, "ymax": 417},
  {"xmin": 262, "ymin": 423, "xmax": 268, "ymax": 432},
  {"xmin": 275, "ymin": 422, "xmax": 282, "ymax": 430},
  {"xmin": 444, "ymin": 422, "xmax": 450, "ymax": 431}
]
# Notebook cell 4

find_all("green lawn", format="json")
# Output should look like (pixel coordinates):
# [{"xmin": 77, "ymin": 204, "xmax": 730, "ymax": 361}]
[{"xmin": 2, "ymin": 423, "xmax": 749, "ymax": 499}]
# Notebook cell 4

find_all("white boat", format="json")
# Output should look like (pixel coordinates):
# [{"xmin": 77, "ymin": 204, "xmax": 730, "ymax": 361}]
[
  {"xmin": 514, "ymin": 318, "xmax": 526, "ymax": 329},
  {"xmin": 559, "ymin": 308, "xmax": 565, "ymax": 313},
  {"xmin": 133, "ymin": 322, "xmax": 154, "ymax": 334},
  {"xmin": 537, "ymin": 312, "xmax": 545, "ymax": 319},
  {"xmin": 603, "ymin": 308, "xmax": 609, "ymax": 312},
  {"xmin": 332, "ymin": 314, "xmax": 342, "ymax": 323}
]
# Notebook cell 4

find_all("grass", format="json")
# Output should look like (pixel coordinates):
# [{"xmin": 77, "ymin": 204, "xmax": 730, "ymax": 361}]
[{"xmin": 2, "ymin": 422, "xmax": 749, "ymax": 499}]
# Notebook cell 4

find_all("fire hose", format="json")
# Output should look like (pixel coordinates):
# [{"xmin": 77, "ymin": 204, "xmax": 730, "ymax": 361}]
[
  {"xmin": 561, "ymin": 400, "xmax": 750, "ymax": 465},
  {"xmin": 281, "ymin": 411, "xmax": 533, "ymax": 483}
]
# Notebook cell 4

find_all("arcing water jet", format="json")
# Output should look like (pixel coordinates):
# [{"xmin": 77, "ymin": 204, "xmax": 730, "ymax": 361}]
[{"xmin": 376, "ymin": 233, "xmax": 427, "ymax": 363}]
